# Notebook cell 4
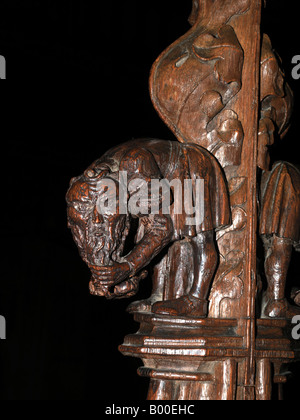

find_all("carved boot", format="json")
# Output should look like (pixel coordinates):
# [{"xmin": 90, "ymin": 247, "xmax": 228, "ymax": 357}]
[
  {"xmin": 262, "ymin": 291, "xmax": 300, "ymax": 319},
  {"xmin": 152, "ymin": 295, "xmax": 208, "ymax": 318},
  {"xmin": 127, "ymin": 293, "xmax": 163, "ymax": 314},
  {"xmin": 291, "ymin": 288, "xmax": 300, "ymax": 307},
  {"xmin": 262, "ymin": 235, "xmax": 300, "ymax": 318}
]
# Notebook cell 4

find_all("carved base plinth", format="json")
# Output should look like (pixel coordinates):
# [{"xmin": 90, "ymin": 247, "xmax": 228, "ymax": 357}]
[
  {"xmin": 119, "ymin": 313, "xmax": 300, "ymax": 400},
  {"xmin": 255, "ymin": 319, "xmax": 300, "ymax": 400}
]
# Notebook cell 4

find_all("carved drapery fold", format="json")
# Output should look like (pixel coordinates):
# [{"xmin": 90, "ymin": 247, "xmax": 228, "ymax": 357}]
[{"xmin": 150, "ymin": 0, "xmax": 249, "ymax": 169}]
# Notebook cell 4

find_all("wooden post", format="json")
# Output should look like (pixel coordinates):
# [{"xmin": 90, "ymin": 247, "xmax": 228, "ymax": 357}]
[
  {"xmin": 229, "ymin": 0, "xmax": 262, "ymax": 398},
  {"xmin": 149, "ymin": 0, "xmax": 262, "ymax": 399}
]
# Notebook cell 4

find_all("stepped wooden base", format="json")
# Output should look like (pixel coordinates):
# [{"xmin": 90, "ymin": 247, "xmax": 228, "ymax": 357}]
[{"xmin": 119, "ymin": 313, "xmax": 300, "ymax": 400}]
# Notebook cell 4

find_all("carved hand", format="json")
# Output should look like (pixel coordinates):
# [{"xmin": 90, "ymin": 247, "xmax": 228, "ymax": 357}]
[
  {"xmin": 113, "ymin": 270, "xmax": 148, "ymax": 299},
  {"xmin": 89, "ymin": 262, "xmax": 132, "ymax": 285}
]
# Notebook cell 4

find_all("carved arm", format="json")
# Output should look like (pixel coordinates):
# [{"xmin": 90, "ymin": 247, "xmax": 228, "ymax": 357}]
[
  {"xmin": 91, "ymin": 213, "xmax": 174, "ymax": 299},
  {"xmin": 125, "ymin": 214, "xmax": 174, "ymax": 275}
]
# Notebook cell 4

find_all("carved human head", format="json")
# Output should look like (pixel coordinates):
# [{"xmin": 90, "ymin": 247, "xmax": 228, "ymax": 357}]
[{"xmin": 66, "ymin": 167, "xmax": 129, "ymax": 269}]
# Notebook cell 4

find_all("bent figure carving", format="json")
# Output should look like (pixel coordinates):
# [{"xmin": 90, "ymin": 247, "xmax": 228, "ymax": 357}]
[{"xmin": 66, "ymin": 139, "xmax": 230, "ymax": 318}]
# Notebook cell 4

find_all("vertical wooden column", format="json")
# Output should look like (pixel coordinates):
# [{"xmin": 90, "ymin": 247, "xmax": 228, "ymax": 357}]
[
  {"xmin": 150, "ymin": 0, "xmax": 262, "ymax": 397},
  {"xmin": 229, "ymin": 0, "xmax": 262, "ymax": 399}
]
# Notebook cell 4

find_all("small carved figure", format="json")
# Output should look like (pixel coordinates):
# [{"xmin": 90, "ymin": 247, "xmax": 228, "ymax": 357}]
[
  {"xmin": 258, "ymin": 34, "xmax": 300, "ymax": 318},
  {"xmin": 66, "ymin": 139, "xmax": 231, "ymax": 318},
  {"xmin": 260, "ymin": 162, "xmax": 300, "ymax": 318}
]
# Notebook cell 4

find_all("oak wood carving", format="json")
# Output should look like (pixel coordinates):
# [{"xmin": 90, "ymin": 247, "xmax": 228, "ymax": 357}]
[{"xmin": 67, "ymin": 0, "xmax": 300, "ymax": 400}]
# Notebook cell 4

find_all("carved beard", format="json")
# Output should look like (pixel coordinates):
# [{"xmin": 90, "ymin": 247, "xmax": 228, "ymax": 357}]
[
  {"xmin": 86, "ymin": 217, "xmax": 113, "ymax": 267},
  {"xmin": 83, "ymin": 213, "xmax": 130, "ymax": 268},
  {"xmin": 67, "ymin": 177, "xmax": 130, "ymax": 270}
]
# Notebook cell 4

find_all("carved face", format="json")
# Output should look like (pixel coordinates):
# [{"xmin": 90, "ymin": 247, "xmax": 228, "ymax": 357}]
[{"xmin": 66, "ymin": 176, "xmax": 129, "ymax": 268}]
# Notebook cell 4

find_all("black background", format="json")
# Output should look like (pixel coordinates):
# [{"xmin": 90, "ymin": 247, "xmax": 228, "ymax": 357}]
[{"xmin": 0, "ymin": 0, "xmax": 299, "ymax": 400}]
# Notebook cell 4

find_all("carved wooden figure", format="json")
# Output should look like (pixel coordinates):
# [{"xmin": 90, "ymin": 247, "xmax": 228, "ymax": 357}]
[
  {"xmin": 67, "ymin": 0, "xmax": 300, "ymax": 400},
  {"xmin": 66, "ymin": 140, "xmax": 231, "ymax": 318}
]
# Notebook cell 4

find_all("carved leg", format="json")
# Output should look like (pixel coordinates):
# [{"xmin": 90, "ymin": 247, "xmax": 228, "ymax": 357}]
[
  {"xmin": 291, "ymin": 288, "xmax": 300, "ymax": 307},
  {"xmin": 262, "ymin": 235, "xmax": 300, "ymax": 318},
  {"xmin": 152, "ymin": 231, "xmax": 218, "ymax": 318},
  {"xmin": 127, "ymin": 255, "xmax": 166, "ymax": 313},
  {"xmin": 189, "ymin": 232, "xmax": 218, "ymax": 301}
]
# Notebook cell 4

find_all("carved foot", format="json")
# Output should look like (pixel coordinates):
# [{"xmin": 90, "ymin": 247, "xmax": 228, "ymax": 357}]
[
  {"xmin": 152, "ymin": 295, "xmax": 208, "ymax": 319},
  {"xmin": 262, "ymin": 293, "xmax": 300, "ymax": 319},
  {"xmin": 291, "ymin": 288, "xmax": 300, "ymax": 307},
  {"xmin": 127, "ymin": 294, "xmax": 163, "ymax": 314}
]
